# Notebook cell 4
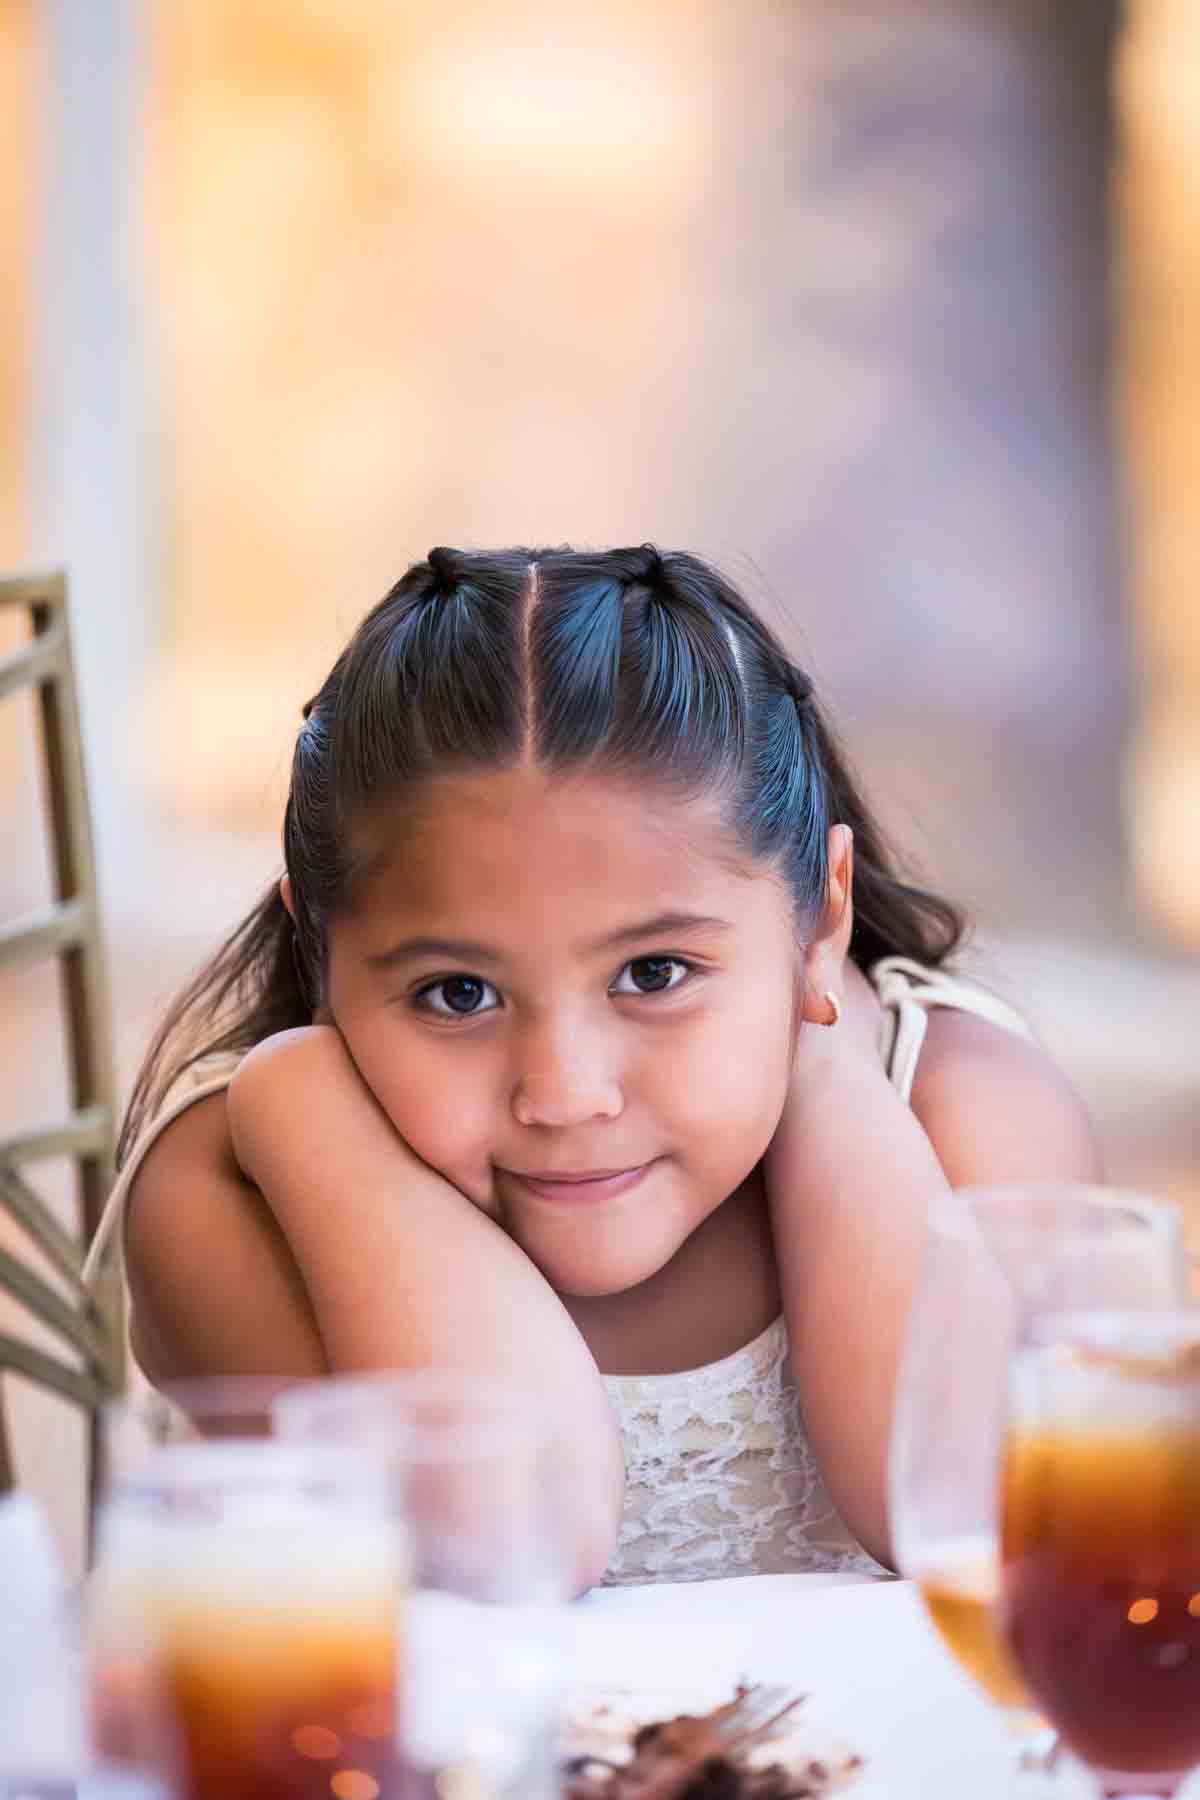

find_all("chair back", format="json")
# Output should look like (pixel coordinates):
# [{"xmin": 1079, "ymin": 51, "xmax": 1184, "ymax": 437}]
[{"xmin": 0, "ymin": 570, "xmax": 124, "ymax": 1541}]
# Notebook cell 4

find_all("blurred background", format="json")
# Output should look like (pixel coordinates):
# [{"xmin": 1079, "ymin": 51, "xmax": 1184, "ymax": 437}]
[{"xmin": 1, "ymin": 0, "xmax": 1198, "ymax": 1565}]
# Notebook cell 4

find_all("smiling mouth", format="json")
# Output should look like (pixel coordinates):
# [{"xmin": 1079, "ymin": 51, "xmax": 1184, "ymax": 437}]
[{"xmin": 501, "ymin": 1164, "xmax": 654, "ymax": 1204}]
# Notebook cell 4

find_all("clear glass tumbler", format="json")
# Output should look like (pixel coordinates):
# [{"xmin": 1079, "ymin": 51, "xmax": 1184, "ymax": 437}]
[
  {"xmin": 87, "ymin": 1434, "xmax": 406, "ymax": 1800},
  {"xmin": 275, "ymin": 1370, "xmax": 568, "ymax": 1799}
]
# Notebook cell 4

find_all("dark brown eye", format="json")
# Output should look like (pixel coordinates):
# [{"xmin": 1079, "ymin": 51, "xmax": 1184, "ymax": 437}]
[
  {"xmin": 418, "ymin": 974, "xmax": 497, "ymax": 1017},
  {"xmin": 618, "ymin": 956, "xmax": 684, "ymax": 995},
  {"xmin": 443, "ymin": 977, "xmax": 486, "ymax": 1012}
]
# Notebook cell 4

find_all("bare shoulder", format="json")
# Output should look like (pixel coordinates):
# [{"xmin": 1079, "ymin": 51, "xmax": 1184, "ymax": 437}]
[
  {"xmin": 909, "ymin": 1008, "xmax": 1104, "ymax": 1187},
  {"xmin": 125, "ymin": 1090, "xmax": 326, "ymax": 1383}
]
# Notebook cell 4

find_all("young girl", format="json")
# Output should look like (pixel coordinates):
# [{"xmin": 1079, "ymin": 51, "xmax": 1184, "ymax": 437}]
[{"xmin": 89, "ymin": 545, "xmax": 1101, "ymax": 1589}]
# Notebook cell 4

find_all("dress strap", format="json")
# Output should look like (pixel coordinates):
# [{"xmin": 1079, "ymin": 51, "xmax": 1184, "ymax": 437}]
[{"xmin": 870, "ymin": 955, "xmax": 1034, "ymax": 1106}]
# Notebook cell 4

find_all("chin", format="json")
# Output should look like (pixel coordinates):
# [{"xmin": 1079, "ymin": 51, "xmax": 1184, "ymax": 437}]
[{"xmin": 526, "ymin": 1237, "xmax": 677, "ymax": 1300}]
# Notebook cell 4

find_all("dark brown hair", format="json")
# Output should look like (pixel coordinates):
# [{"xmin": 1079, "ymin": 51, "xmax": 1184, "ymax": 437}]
[{"xmin": 119, "ymin": 545, "xmax": 964, "ymax": 1163}]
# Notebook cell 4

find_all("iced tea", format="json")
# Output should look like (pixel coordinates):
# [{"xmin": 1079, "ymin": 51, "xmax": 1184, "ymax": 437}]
[
  {"xmin": 89, "ymin": 1440, "xmax": 406, "ymax": 1800},
  {"xmin": 917, "ymin": 1538, "xmax": 1031, "ymax": 1712},
  {"xmin": 1002, "ymin": 1423, "xmax": 1200, "ymax": 1779},
  {"xmin": 161, "ymin": 1612, "xmax": 397, "ymax": 1800}
]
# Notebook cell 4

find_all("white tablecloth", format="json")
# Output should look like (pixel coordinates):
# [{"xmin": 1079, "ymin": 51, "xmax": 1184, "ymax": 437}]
[
  {"xmin": 569, "ymin": 1573, "xmax": 1024, "ymax": 1799},
  {"xmin": 0, "ymin": 1491, "xmax": 1050, "ymax": 1800}
]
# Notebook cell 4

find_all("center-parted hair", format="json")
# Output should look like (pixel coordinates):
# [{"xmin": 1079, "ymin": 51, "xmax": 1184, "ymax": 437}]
[{"xmin": 120, "ymin": 545, "xmax": 964, "ymax": 1161}]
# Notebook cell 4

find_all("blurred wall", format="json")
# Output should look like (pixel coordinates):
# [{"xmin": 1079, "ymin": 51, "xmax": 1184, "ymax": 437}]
[
  {"xmin": 0, "ymin": 0, "xmax": 80, "ymax": 1562},
  {"xmin": 140, "ymin": 0, "xmax": 1128, "ymax": 941},
  {"xmin": 0, "ymin": 0, "xmax": 31, "ymax": 568},
  {"xmin": 1119, "ymin": 0, "xmax": 1200, "ymax": 952},
  {"xmin": 0, "ymin": 0, "xmax": 42, "ymax": 912},
  {"xmin": 0, "ymin": 0, "xmax": 34, "ymax": 819}
]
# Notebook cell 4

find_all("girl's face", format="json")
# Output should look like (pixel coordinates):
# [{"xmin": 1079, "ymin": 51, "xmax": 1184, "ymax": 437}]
[{"xmin": 323, "ymin": 766, "xmax": 803, "ymax": 1298}]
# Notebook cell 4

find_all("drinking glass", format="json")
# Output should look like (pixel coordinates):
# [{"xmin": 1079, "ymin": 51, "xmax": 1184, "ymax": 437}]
[
  {"xmin": 1002, "ymin": 1309, "xmax": 1200, "ymax": 1797},
  {"xmin": 274, "ymin": 1370, "xmax": 569, "ymax": 1799},
  {"xmin": 87, "ymin": 1376, "xmax": 313, "ymax": 1783},
  {"xmin": 890, "ymin": 1183, "xmax": 1188, "ymax": 1776},
  {"xmin": 87, "ymin": 1434, "xmax": 406, "ymax": 1800}
]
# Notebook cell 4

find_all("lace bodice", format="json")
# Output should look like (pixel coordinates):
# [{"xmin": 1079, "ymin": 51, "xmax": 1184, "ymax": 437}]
[{"xmin": 601, "ymin": 1317, "xmax": 884, "ymax": 1586}]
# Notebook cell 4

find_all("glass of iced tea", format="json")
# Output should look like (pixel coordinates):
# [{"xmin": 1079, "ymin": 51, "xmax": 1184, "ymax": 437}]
[
  {"xmin": 274, "ymin": 1371, "xmax": 568, "ymax": 1799},
  {"xmin": 88, "ymin": 1435, "xmax": 406, "ymax": 1800},
  {"xmin": 86, "ymin": 1375, "xmax": 316, "ymax": 1780},
  {"xmin": 889, "ymin": 1184, "xmax": 1187, "ymax": 1772},
  {"xmin": 1002, "ymin": 1310, "xmax": 1200, "ymax": 1797}
]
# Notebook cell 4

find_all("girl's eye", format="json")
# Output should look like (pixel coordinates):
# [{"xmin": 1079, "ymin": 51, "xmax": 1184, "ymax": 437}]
[
  {"xmin": 611, "ymin": 956, "xmax": 690, "ymax": 997},
  {"xmin": 415, "ymin": 975, "xmax": 499, "ymax": 1017}
]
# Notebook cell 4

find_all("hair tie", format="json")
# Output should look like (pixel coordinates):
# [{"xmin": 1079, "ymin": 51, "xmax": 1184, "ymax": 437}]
[
  {"xmin": 426, "ymin": 545, "xmax": 459, "ymax": 595},
  {"xmin": 628, "ymin": 544, "xmax": 664, "ymax": 589}
]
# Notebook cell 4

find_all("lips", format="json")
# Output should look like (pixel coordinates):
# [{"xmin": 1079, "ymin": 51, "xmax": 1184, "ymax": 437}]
[{"xmin": 501, "ymin": 1164, "xmax": 652, "ymax": 1205}]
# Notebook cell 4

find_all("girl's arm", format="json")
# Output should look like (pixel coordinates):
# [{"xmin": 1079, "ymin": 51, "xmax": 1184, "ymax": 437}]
[
  {"xmin": 227, "ymin": 1024, "xmax": 625, "ymax": 1591},
  {"xmin": 125, "ymin": 1092, "xmax": 328, "ymax": 1382},
  {"xmin": 764, "ymin": 962, "xmax": 1102, "ymax": 1569}
]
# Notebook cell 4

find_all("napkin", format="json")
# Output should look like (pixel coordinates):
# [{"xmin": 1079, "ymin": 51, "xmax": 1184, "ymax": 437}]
[{"xmin": 0, "ymin": 1491, "xmax": 86, "ymax": 1777}]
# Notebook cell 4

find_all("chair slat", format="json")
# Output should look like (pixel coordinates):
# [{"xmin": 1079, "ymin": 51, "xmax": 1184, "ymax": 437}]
[
  {"xmin": 0, "ymin": 570, "xmax": 122, "ymax": 1539},
  {"xmin": 0, "ymin": 571, "xmax": 66, "ymax": 610},
  {"xmin": 0, "ymin": 897, "xmax": 90, "ymax": 971},
  {"xmin": 0, "ymin": 1166, "xmax": 87, "ymax": 1294},
  {"xmin": 0, "ymin": 1333, "xmax": 112, "ymax": 1412},
  {"xmin": 0, "ymin": 626, "xmax": 65, "ymax": 700},
  {"xmin": 0, "ymin": 1246, "xmax": 112, "ymax": 1367},
  {"xmin": 0, "ymin": 1405, "xmax": 13, "ymax": 1492},
  {"xmin": 0, "ymin": 1106, "xmax": 111, "ymax": 1166}
]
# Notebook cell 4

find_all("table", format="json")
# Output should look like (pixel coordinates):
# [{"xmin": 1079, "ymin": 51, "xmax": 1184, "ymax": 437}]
[
  {"xmin": 2, "ymin": 1547, "xmax": 1054, "ymax": 1798},
  {"xmin": 570, "ymin": 1574, "xmax": 1025, "ymax": 1799}
]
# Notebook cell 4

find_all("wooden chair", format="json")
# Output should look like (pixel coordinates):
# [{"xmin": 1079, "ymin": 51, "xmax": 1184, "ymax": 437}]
[{"xmin": 0, "ymin": 569, "xmax": 124, "ymax": 1539}]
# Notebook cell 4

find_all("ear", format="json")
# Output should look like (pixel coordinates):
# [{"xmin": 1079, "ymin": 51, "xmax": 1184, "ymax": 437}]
[{"xmin": 800, "ymin": 825, "xmax": 854, "ymax": 1025}]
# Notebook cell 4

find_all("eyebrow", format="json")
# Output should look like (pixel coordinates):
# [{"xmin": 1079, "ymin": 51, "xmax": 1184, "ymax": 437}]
[{"xmin": 365, "ymin": 912, "xmax": 733, "ymax": 972}]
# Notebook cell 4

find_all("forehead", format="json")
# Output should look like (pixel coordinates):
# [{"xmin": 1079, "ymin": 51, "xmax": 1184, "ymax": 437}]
[{"xmin": 340, "ymin": 766, "xmax": 776, "ymax": 937}]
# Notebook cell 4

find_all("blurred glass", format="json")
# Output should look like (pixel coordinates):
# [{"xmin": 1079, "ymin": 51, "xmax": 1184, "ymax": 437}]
[
  {"xmin": 87, "ymin": 1434, "xmax": 404, "ymax": 1800},
  {"xmin": 275, "ymin": 1370, "xmax": 568, "ymax": 1799},
  {"xmin": 1003, "ymin": 1310, "xmax": 1200, "ymax": 1795},
  {"xmin": 890, "ymin": 1183, "xmax": 1187, "ymax": 1777}
]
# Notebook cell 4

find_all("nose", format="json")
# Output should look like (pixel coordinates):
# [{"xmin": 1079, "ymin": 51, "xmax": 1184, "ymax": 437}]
[{"xmin": 511, "ymin": 1021, "xmax": 623, "ymax": 1128}]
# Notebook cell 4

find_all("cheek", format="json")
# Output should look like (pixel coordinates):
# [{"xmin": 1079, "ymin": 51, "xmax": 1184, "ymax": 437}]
[
  {"xmin": 337, "ymin": 1018, "xmax": 496, "ymax": 1188},
  {"xmin": 656, "ymin": 979, "xmax": 795, "ymax": 1146}
]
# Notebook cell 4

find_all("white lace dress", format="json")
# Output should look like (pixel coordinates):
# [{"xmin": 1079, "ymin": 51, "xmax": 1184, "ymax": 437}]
[
  {"xmin": 85, "ymin": 955, "xmax": 1032, "ymax": 1587},
  {"xmin": 601, "ymin": 1316, "xmax": 883, "ymax": 1585}
]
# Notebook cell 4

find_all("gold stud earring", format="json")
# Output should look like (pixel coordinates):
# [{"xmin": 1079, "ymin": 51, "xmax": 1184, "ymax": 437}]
[{"xmin": 821, "ymin": 990, "xmax": 841, "ymax": 1028}]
